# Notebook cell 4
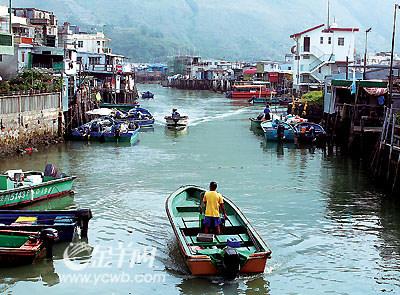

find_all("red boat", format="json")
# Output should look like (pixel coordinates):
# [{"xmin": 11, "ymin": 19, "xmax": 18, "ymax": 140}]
[
  {"xmin": 228, "ymin": 85, "xmax": 273, "ymax": 99},
  {"xmin": 0, "ymin": 229, "xmax": 58, "ymax": 266}
]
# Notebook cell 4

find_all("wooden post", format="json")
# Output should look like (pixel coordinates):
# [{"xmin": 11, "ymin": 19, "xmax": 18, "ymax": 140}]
[
  {"xmin": 392, "ymin": 153, "xmax": 400, "ymax": 193},
  {"xmin": 387, "ymin": 114, "xmax": 396, "ymax": 181}
]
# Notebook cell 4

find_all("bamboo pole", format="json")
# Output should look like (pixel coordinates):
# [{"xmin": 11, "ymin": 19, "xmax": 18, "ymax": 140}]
[{"xmin": 387, "ymin": 114, "xmax": 396, "ymax": 181}]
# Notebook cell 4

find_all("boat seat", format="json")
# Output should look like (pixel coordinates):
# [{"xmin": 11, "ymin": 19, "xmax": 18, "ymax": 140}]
[
  {"xmin": 182, "ymin": 225, "xmax": 247, "ymax": 237},
  {"xmin": 176, "ymin": 206, "xmax": 200, "ymax": 213}
]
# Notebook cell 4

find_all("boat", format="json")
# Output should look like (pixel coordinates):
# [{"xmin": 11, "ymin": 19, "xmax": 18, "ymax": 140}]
[
  {"xmin": 0, "ymin": 165, "xmax": 76, "ymax": 209},
  {"xmin": 165, "ymin": 185, "xmax": 271, "ymax": 278},
  {"xmin": 284, "ymin": 114, "xmax": 308, "ymax": 126},
  {"xmin": 141, "ymin": 91, "xmax": 154, "ymax": 99},
  {"xmin": 0, "ymin": 209, "xmax": 92, "ymax": 242},
  {"xmin": 126, "ymin": 107, "xmax": 155, "ymax": 127},
  {"xmin": 71, "ymin": 117, "xmax": 140, "ymax": 144},
  {"xmin": 0, "ymin": 229, "xmax": 58, "ymax": 266},
  {"xmin": 261, "ymin": 120, "xmax": 296, "ymax": 142},
  {"xmin": 294, "ymin": 122, "xmax": 327, "ymax": 144},
  {"xmin": 165, "ymin": 115, "xmax": 189, "ymax": 128},
  {"xmin": 99, "ymin": 102, "xmax": 139, "ymax": 111},
  {"xmin": 249, "ymin": 117, "xmax": 263, "ymax": 130},
  {"xmin": 227, "ymin": 84, "xmax": 274, "ymax": 100}
]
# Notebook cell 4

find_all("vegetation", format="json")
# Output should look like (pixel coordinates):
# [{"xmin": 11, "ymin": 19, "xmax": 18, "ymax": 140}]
[
  {"xmin": 0, "ymin": 70, "xmax": 62, "ymax": 94},
  {"xmin": 301, "ymin": 91, "xmax": 323, "ymax": 105}
]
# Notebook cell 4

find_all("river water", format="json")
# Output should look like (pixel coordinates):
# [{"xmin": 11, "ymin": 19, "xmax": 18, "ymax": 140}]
[{"xmin": 1, "ymin": 84, "xmax": 400, "ymax": 295}]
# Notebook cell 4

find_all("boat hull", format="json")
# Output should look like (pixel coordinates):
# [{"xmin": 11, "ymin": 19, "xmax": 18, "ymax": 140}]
[
  {"xmin": 166, "ymin": 185, "xmax": 271, "ymax": 277},
  {"xmin": 0, "ymin": 177, "xmax": 76, "ymax": 209},
  {"xmin": 71, "ymin": 129, "xmax": 139, "ymax": 144},
  {"xmin": 165, "ymin": 116, "xmax": 188, "ymax": 127}
]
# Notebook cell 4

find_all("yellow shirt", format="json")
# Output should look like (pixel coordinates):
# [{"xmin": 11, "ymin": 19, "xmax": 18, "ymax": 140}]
[{"xmin": 203, "ymin": 191, "xmax": 223, "ymax": 217}]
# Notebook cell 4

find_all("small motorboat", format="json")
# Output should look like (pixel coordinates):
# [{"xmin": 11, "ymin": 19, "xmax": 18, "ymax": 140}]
[
  {"xmin": 261, "ymin": 120, "xmax": 296, "ymax": 142},
  {"xmin": 165, "ymin": 115, "xmax": 189, "ymax": 128},
  {"xmin": 295, "ymin": 122, "xmax": 327, "ymax": 144},
  {"xmin": 0, "ymin": 209, "xmax": 92, "ymax": 242},
  {"xmin": 71, "ymin": 117, "xmax": 140, "ymax": 144},
  {"xmin": 0, "ymin": 164, "xmax": 76, "ymax": 209},
  {"xmin": 126, "ymin": 107, "xmax": 155, "ymax": 128},
  {"xmin": 249, "ymin": 117, "xmax": 263, "ymax": 130},
  {"xmin": 166, "ymin": 185, "xmax": 271, "ymax": 279},
  {"xmin": 141, "ymin": 91, "xmax": 154, "ymax": 99},
  {"xmin": 0, "ymin": 229, "xmax": 59, "ymax": 266}
]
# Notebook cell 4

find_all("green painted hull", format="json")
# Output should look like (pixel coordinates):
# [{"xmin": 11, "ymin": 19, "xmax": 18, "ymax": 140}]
[{"xmin": 0, "ymin": 177, "xmax": 76, "ymax": 209}]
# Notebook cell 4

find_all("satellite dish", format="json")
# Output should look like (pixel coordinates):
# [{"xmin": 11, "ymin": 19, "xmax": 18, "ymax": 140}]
[{"xmin": 291, "ymin": 45, "xmax": 297, "ymax": 54}]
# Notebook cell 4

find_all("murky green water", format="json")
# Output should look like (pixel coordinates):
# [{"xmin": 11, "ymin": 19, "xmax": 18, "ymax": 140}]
[{"xmin": 1, "ymin": 84, "xmax": 400, "ymax": 295}]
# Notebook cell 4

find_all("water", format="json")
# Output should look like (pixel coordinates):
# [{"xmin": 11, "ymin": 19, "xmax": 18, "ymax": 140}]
[{"xmin": 1, "ymin": 84, "xmax": 400, "ymax": 295}]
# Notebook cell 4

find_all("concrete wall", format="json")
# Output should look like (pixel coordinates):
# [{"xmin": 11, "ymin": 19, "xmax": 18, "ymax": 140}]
[{"xmin": 0, "ymin": 92, "xmax": 62, "ymax": 157}]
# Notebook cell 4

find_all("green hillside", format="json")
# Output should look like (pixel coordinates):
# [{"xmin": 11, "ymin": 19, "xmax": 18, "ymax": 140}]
[{"xmin": 2, "ymin": 0, "xmax": 397, "ymax": 61}]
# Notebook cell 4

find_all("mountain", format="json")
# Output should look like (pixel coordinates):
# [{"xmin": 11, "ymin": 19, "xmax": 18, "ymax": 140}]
[{"xmin": 2, "ymin": 0, "xmax": 398, "ymax": 61}]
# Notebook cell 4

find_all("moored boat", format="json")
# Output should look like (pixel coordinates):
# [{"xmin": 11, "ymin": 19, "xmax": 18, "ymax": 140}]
[
  {"xmin": 0, "ymin": 229, "xmax": 58, "ymax": 266},
  {"xmin": 249, "ymin": 117, "xmax": 263, "ymax": 130},
  {"xmin": 166, "ymin": 185, "xmax": 271, "ymax": 278},
  {"xmin": 227, "ymin": 85, "xmax": 273, "ymax": 100},
  {"xmin": 0, "ymin": 165, "xmax": 76, "ymax": 209},
  {"xmin": 71, "ymin": 117, "xmax": 140, "ymax": 144},
  {"xmin": 294, "ymin": 122, "xmax": 326, "ymax": 144},
  {"xmin": 126, "ymin": 107, "xmax": 155, "ymax": 127},
  {"xmin": 261, "ymin": 120, "xmax": 296, "ymax": 142},
  {"xmin": 0, "ymin": 209, "xmax": 92, "ymax": 242}
]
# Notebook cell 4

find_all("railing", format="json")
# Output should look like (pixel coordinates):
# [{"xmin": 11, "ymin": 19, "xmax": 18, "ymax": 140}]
[
  {"xmin": 0, "ymin": 93, "xmax": 61, "ymax": 115},
  {"xmin": 84, "ymin": 64, "xmax": 114, "ymax": 73},
  {"xmin": 309, "ymin": 54, "xmax": 335, "ymax": 73},
  {"xmin": 299, "ymin": 45, "xmax": 325, "ymax": 58}
]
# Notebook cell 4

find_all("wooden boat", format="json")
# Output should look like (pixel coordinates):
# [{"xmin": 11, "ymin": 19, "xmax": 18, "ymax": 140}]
[
  {"xmin": 0, "ymin": 229, "xmax": 58, "ymax": 266},
  {"xmin": 71, "ymin": 117, "xmax": 140, "ymax": 144},
  {"xmin": 166, "ymin": 185, "xmax": 271, "ymax": 278},
  {"xmin": 294, "ymin": 122, "xmax": 326, "ymax": 144},
  {"xmin": 165, "ymin": 116, "xmax": 189, "ymax": 128},
  {"xmin": 0, "ymin": 165, "xmax": 76, "ymax": 209},
  {"xmin": 261, "ymin": 120, "xmax": 296, "ymax": 142},
  {"xmin": 126, "ymin": 107, "xmax": 155, "ymax": 128},
  {"xmin": 0, "ymin": 209, "xmax": 92, "ymax": 242},
  {"xmin": 249, "ymin": 118, "xmax": 263, "ymax": 130}
]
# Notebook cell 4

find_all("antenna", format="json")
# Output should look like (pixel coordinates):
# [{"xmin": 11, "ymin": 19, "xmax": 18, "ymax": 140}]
[{"xmin": 327, "ymin": 0, "xmax": 330, "ymax": 29}]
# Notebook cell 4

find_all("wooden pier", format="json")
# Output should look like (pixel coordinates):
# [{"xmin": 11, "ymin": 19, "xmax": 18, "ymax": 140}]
[{"xmin": 370, "ymin": 107, "xmax": 400, "ymax": 194}]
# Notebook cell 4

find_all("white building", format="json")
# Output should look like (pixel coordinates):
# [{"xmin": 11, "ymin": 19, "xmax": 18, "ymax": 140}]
[
  {"xmin": 58, "ymin": 22, "xmax": 111, "ymax": 54},
  {"xmin": 290, "ymin": 23, "xmax": 359, "ymax": 92}
]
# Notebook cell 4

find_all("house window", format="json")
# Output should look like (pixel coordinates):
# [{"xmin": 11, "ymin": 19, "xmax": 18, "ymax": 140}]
[
  {"xmin": 78, "ymin": 41, "xmax": 83, "ymax": 48},
  {"xmin": 320, "ymin": 37, "xmax": 323, "ymax": 44},
  {"xmin": 328, "ymin": 37, "xmax": 332, "ymax": 44},
  {"xmin": 77, "ymin": 57, "xmax": 82, "ymax": 63},
  {"xmin": 338, "ymin": 37, "xmax": 345, "ymax": 46},
  {"xmin": 288, "ymin": 67, "xmax": 292, "ymax": 70},
  {"xmin": 97, "ymin": 41, "xmax": 101, "ymax": 45},
  {"xmin": 295, "ymin": 55, "xmax": 300, "ymax": 60},
  {"xmin": 21, "ymin": 52, "xmax": 25, "ymax": 63},
  {"xmin": 303, "ymin": 55, "xmax": 310, "ymax": 60}
]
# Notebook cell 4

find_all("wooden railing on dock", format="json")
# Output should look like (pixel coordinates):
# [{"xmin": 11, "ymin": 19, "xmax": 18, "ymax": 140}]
[{"xmin": 370, "ymin": 107, "xmax": 400, "ymax": 194}]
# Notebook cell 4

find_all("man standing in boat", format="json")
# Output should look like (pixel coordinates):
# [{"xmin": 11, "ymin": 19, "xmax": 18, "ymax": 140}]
[
  {"xmin": 171, "ymin": 108, "xmax": 180, "ymax": 120},
  {"xmin": 201, "ymin": 182, "xmax": 227, "ymax": 235},
  {"xmin": 263, "ymin": 104, "xmax": 271, "ymax": 121}
]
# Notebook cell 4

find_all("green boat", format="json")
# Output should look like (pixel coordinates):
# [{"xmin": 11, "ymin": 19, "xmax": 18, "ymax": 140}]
[
  {"xmin": 166, "ymin": 185, "xmax": 271, "ymax": 279},
  {"xmin": 0, "ymin": 165, "xmax": 76, "ymax": 209}
]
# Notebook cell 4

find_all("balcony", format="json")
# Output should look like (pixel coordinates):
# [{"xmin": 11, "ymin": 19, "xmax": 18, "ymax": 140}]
[{"xmin": 29, "ymin": 18, "xmax": 51, "ymax": 25}]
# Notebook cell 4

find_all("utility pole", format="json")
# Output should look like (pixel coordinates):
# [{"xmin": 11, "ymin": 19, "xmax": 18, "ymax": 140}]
[
  {"xmin": 9, "ymin": 0, "xmax": 12, "ymax": 33},
  {"xmin": 389, "ymin": 4, "xmax": 399, "ymax": 107},
  {"xmin": 363, "ymin": 28, "xmax": 372, "ymax": 80}
]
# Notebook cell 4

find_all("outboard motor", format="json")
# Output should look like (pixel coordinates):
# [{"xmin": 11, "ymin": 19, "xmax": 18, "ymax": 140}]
[
  {"xmin": 40, "ymin": 229, "xmax": 59, "ymax": 258},
  {"xmin": 222, "ymin": 247, "xmax": 240, "ymax": 280}
]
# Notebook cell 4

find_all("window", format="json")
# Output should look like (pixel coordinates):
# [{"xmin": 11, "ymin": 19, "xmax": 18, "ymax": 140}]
[
  {"xmin": 303, "ymin": 55, "xmax": 310, "ymax": 60},
  {"xmin": 338, "ymin": 37, "xmax": 345, "ymax": 46},
  {"xmin": 21, "ymin": 52, "xmax": 25, "ymax": 63},
  {"xmin": 328, "ymin": 37, "xmax": 332, "ymax": 44},
  {"xmin": 78, "ymin": 41, "xmax": 83, "ymax": 48},
  {"xmin": 320, "ymin": 37, "xmax": 323, "ymax": 44},
  {"xmin": 77, "ymin": 57, "xmax": 82, "ymax": 63},
  {"xmin": 295, "ymin": 55, "xmax": 300, "ymax": 60},
  {"xmin": 318, "ymin": 67, "xmax": 322, "ymax": 73},
  {"xmin": 288, "ymin": 66, "xmax": 292, "ymax": 70},
  {"xmin": 0, "ymin": 55, "xmax": 2, "ymax": 62},
  {"xmin": 97, "ymin": 41, "xmax": 101, "ymax": 45}
]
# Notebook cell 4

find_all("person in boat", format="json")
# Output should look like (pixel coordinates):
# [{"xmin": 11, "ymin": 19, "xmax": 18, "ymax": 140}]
[
  {"xmin": 171, "ymin": 108, "xmax": 181, "ymax": 120},
  {"xmin": 277, "ymin": 123, "xmax": 286, "ymax": 141},
  {"xmin": 263, "ymin": 104, "xmax": 271, "ymax": 121},
  {"xmin": 201, "ymin": 182, "xmax": 227, "ymax": 235}
]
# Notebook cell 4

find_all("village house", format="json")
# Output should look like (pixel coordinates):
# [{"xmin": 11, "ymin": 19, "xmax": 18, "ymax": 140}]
[{"xmin": 290, "ymin": 23, "xmax": 359, "ymax": 93}]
